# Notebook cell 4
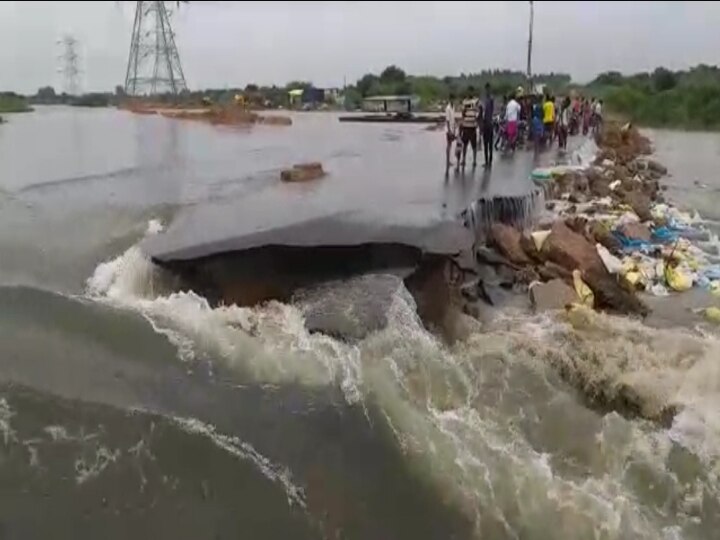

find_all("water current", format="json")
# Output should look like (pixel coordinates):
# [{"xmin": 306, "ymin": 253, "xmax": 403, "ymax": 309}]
[{"xmin": 0, "ymin": 107, "xmax": 719, "ymax": 538}]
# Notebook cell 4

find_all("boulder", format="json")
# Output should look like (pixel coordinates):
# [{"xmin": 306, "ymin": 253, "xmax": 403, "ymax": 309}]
[
  {"xmin": 584, "ymin": 267, "xmax": 649, "ymax": 316},
  {"xmin": 586, "ymin": 167, "xmax": 611, "ymax": 198},
  {"xmin": 641, "ymin": 178, "xmax": 660, "ymax": 201},
  {"xmin": 530, "ymin": 279, "xmax": 578, "ymax": 312},
  {"xmin": 623, "ymin": 190, "xmax": 652, "ymax": 222},
  {"xmin": 542, "ymin": 221, "xmax": 604, "ymax": 274},
  {"xmin": 647, "ymin": 159, "xmax": 668, "ymax": 175},
  {"xmin": 590, "ymin": 221, "xmax": 623, "ymax": 254},
  {"xmin": 537, "ymin": 261, "xmax": 573, "ymax": 283},
  {"xmin": 489, "ymin": 223, "xmax": 531, "ymax": 265},
  {"xmin": 564, "ymin": 216, "xmax": 588, "ymax": 236},
  {"xmin": 573, "ymin": 173, "xmax": 590, "ymax": 193},
  {"xmin": 568, "ymin": 191, "xmax": 588, "ymax": 204},
  {"xmin": 619, "ymin": 222, "xmax": 651, "ymax": 242},
  {"xmin": 281, "ymin": 162, "xmax": 326, "ymax": 182}
]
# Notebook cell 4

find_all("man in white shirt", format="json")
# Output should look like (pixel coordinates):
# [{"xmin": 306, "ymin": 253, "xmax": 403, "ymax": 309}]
[
  {"xmin": 445, "ymin": 94, "xmax": 457, "ymax": 171},
  {"xmin": 505, "ymin": 95, "xmax": 522, "ymax": 150}
]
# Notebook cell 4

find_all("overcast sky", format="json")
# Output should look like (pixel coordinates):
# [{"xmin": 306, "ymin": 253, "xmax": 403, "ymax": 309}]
[{"xmin": 1, "ymin": 1, "xmax": 719, "ymax": 94}]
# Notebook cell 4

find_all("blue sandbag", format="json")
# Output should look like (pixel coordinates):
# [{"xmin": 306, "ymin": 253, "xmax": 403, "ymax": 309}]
[
  {"xmin": 612, "ymin": 231, "xmax": 655, "ymax": 254},
  {"xmin": 652, "ymin": 226, "xmax": 678, "ymax": 244}
]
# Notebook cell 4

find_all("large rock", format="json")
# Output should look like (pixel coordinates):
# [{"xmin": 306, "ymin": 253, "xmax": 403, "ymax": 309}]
[
  {"xmin": 489, "ymin": 223, "xmax": 531, "ymax": 265},
  {"xmin": 623, "ymin": 190, "xmax": 653, "ymax": 222},
  {"xmin": 647, "ymin": 159, "xmax": 668, "ymax": 175},
  {"xmin": 590, "ymin": 221, "xmax": 623, "ymax": 254},
  {"xmin": 543, "ymin": 222, "xmax": 648, "ymax": 316},
  {"xmin": 588, "ymin": 171, "xmax": 612, "ymax": 198},
  {"xmin": 542, "ymin": 221, "xmax": 604, "ymax": 274},
  {"xmin": 618, "ymin": 222, "xmax": 651, "ymax": 242},
  {"xmin": 537, "ymin": 261, "xmax": 573, "ymax": 283},
  {"xmin": 584, "ymin": 267, "xmax": 649, "ymax": 316},
  {"xmin": 530, "ymin": 279, "xmax": 577, "ymax": 312},
  {"xmin": 642, "ymin": 178, "xmax": 660, "ymax": 201}
]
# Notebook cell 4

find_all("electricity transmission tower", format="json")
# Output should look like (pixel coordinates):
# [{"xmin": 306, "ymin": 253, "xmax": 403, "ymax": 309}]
[
  {"xmin": 58, "ymin": 35, "xmax": 81, "ymax": 95},
  {"xmin": 124, "ymin": 1, "xmax": 187, "ymax": 96}
]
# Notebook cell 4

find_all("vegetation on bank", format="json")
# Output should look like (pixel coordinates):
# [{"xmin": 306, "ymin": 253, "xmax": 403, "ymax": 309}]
[
  {"xmin": 32, "ymin": 86, "xmax": 111, "ymax": 107},
  {"xmin": 342, "ymin": 65, "xmax": 571, "ymax": 109},
  {"xmin": 0, "ymin": 92, "xmax": 33, "ymax": 113},
  {"xmin": 5, "ymin": 63, "xmax": 720, "ymax": 129},
  {"xmin": 589, "ymin": 65, "xmax": 720, "ymax": 130}
]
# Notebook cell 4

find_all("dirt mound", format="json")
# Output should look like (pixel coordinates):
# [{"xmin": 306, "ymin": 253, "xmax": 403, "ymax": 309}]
[{"xmin": 597, "ymin": 122, "xmax": 652, "ymax": 161}]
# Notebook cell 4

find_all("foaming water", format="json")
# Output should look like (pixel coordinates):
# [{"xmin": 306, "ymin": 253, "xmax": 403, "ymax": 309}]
[
  {"xmin": 85, "ymin": 221, "xmax": 720, "ymax": 538},
  {"xmin": 171, "ymin": 416, "xmax": 306, "ymax": 508}
]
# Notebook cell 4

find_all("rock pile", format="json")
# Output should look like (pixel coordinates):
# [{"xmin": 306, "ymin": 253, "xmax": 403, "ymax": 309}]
[{"xmin": 481, "ymin": 122, "xmax": 695, "ymax": 316}]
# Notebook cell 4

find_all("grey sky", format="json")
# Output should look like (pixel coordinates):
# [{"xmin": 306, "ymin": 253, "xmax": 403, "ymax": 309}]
[{"xmin": 1, "ymin": 1, "xmax": 719, "ymax": 94}]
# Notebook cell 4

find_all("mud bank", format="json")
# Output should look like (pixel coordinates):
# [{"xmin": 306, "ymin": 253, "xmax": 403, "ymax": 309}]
[{"xmin": 119, "ymin": 102, "xmax": 292, "ymax": 126}]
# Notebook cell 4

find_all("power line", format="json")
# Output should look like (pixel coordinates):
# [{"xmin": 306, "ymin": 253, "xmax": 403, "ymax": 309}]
[{"xmin": 124, "ymin": 1, "xmax": 188, "ymax": 96}]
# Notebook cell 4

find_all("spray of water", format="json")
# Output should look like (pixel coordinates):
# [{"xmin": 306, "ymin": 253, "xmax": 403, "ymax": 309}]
[{"xmin": 84, "ymin": 221, "xmax": 720, "ymax": 538}]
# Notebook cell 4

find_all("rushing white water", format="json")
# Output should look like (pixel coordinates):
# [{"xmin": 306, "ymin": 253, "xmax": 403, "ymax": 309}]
[{"xmin": 85, "ymin": 221, "xmax": 720, "ymax": 539}]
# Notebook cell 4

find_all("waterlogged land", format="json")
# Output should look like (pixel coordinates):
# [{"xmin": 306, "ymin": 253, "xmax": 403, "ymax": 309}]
[{"xmin": 0, "ymin": 106, "xmax": 719, "ymax": 539}]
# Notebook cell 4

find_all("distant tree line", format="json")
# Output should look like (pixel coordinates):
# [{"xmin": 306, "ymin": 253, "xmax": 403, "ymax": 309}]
[
  {"xmin": 29, "ymin": 86, "xmax": 113, "ymax": 107},
  {"xmin": 343, "ymin": 65, "xmax": 572, "ymax": 109},
  {"xmin": 6, "ymin": 63, "xmax": 720, "ymax": 129},
  {"xmin": 588, "ymin": 64, "xmax": 720, "ymax": 129}
]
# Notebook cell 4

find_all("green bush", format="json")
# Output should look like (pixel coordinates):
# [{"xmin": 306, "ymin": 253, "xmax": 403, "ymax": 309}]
[{"xmin": 0, "ymin": 93, "xmax": 33, "ymax": 113}]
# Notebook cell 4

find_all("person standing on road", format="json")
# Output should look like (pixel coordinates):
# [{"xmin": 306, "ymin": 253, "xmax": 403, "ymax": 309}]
[
  {"xmin": 543, "ymin": 93, "xmax": 556, "ymax": 146},
  {"xmin": 592, "ymin": 99, "xmax": 604, "ymax": 135},
  {"xmin": 582, "ymin": 98, "xmax": 591, "ymax": 135},
  {"xmin": 505, "ymin": 93, "xmax": 522, "ymax": 152},
  {"xmin": 459, "ymin": 87, "xmax": 479, "ymax": 168},
  {"xmin": 481, "ymin": 83, "xmax": 495, "ymax": 168},
  {"xmin": 558, "ymin": 97, "xmax": 571, "ymax": 149},
  {"xmin": 444, "ymin": 94, "xmax": 457, "ymax": 171}
]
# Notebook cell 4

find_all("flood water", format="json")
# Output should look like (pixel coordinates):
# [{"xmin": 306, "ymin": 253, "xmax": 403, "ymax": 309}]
[{"xmin": 0, "ymin": 107, "xmax": 719, "ymax": 539}]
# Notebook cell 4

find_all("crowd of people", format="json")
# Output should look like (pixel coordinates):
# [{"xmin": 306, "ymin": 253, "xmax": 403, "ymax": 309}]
[{"xmin": 444, "ymin": 84, "xmax": 604, "ymax": 172}]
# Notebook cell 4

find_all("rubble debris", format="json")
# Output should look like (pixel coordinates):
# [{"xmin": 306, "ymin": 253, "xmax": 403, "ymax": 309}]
[
  {"xmin": 483, "ymin": 121, "xmax": 716, "ymax": 320},
  {"xmin": 489, "ymin": 223, "xmax": 531, "ymax": 265},
  {"xmin": 623, "ymin": 190, "xmax": 653, "ymax": 222},
  {"xmin": 281, "ymin": 162, "xmax": 326, "ymax": 182},
  {"xmin": 542, "ymin": 221, "xmax": 604, "ymax": 275},
  {"xmin": 529, "ymin": 279, "xmax": 577, "ymax": 312},
  {"xmin": 618, "ymin": 222, "xmax": 652, "ymax": 242}
]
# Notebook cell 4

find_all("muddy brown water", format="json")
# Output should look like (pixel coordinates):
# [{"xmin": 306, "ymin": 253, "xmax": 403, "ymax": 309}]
[{"xmin": 0, "ymin": 107, "xmax": 718, "ymax": 539}]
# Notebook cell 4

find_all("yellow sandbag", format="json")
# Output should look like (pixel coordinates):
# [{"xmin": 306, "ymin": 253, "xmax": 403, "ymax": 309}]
[
  {"xmin": 704, "ymin": 307, "xmax": 720, "ymax": 323},
  {"xmin": 624, "ymin": 271, "xmax": 642, "ymax": 286},
  {"xmin": 710, "ymin": 282, "xmax": 720, "ymax": 297},
  {"xmin": 572, "ymin": 270, "xmax": 595, "ymax": 308},
  {"xmin": 665, "ymin": 265, "xmax": 692, "ymax": 292}
]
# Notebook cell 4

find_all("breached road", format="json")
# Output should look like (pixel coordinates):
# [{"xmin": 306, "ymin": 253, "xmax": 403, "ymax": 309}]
[{"xmin": 142, "ymin": 113, "xmax": 583, "ymax": 320}]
